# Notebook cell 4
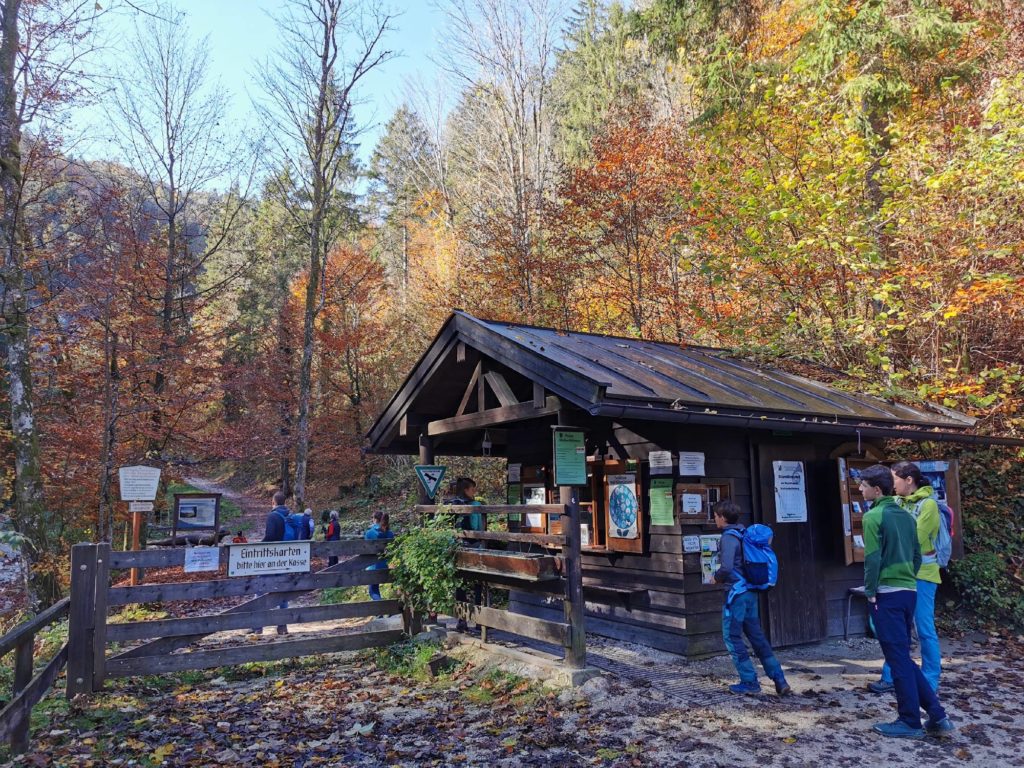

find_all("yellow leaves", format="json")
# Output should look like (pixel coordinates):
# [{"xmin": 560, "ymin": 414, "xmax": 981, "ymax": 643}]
[{"xmin": 152, "ymin": 742, "xmax": 176, "ymax": 762}]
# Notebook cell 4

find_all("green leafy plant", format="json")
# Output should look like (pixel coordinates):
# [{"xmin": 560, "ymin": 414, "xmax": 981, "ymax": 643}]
[
  {"xmin": 950, "ymin": 552, "xmax": 1024, "ymax": 629},
  {"xmin": 385, "ymin": 511, "xmax": 463, "ymax": 615}
]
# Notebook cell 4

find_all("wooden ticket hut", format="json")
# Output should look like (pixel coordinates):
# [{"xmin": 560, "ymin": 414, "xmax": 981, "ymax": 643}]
[{"xmin": 368, "ymin": 311, "xmax": 1013, "ymax": 656}]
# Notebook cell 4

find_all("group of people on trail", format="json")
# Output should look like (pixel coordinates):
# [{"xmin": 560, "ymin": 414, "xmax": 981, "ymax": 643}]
[
  {"xmin": 251, "ymin": 493, "xmax": 394, "ymax": 637},
  {"xmin": 716, "ymin": 460, "xmax": 954, "ymax": 740}
]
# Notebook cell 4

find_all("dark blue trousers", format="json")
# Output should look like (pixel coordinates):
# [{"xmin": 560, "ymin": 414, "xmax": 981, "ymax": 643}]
[{"xmin": 873, "ymin": 590, "xmax": 946, "ymax": 728}]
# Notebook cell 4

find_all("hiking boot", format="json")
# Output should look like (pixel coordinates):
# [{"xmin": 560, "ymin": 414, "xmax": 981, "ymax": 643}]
[
  {"xmin": 728, "ymin": 681, "xmax": 762, "ymax": 695},
  {"xmin": 925, "ymin": 717, "xmax": 955, "ymax": 738},
  {"xmin": 867, "ymin": 680, "xmax": 895, "ymax": 694},
  {"xmin": 872, "ymin": 720, "xmax": 924, "ymax": 739},
  {"xmin": 775, "ymin": 680, "xmax": 793, "ymax": 697}
]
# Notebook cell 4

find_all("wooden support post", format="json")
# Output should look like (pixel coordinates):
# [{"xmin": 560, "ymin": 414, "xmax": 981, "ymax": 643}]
[
  {"xmin": 10, "ymin": 634, "xmax": 33, "ymax": 753},
  {"xmin": 563, "ymin": 496, "xmax": 586, "ymax": 668},
  {"xmin": 418, "ymin": 433, "xmax": 434, "ymax": 505},
  {"xmin": 481, "ymin": 585, "xmax": 490, "ymax": 644},
  {"xmin": 402, "ymin": 605, "xmax": 422, "ymax": 637},
  {"xmin": 129, "ymin": 512, "xmax": 143, "ymax": 585},
  {"xmin": 67, "ymin": 544, "xmax": 98, "ymax": 698},
  {"xmin": 92, "ymin": 543, "xmax": 110, "ymax": 691}
]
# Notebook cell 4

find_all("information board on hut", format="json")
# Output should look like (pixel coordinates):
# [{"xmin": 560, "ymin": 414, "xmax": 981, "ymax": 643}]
[{"xmin": 228, "ymin": 542, "xmax": 311, "ymax": 577}]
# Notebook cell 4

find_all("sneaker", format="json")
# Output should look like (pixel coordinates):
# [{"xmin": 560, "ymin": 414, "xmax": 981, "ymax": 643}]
[
  {"xmin": 872, "ymin": 720, "xmax": 925, "ymax": 739},
  {"xmin": 729, "ymin": 681, "xmax": 762, "ymax": 695},
  {"xmin": 867, "ymin": 680, "xmax": 895, "ymax": 694},
  {"xmin": 925, "ymin": 717, "xmax": 955, "ymax": 738},
  {"xmin": 775, "ymin": 680, "xmax": 793, "ymax": 697}
]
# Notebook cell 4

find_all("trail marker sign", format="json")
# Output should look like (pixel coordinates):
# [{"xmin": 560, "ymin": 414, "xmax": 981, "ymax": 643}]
[{"xmin": 415, "ymin": 465, "xmax": 447, "ymax": 500}]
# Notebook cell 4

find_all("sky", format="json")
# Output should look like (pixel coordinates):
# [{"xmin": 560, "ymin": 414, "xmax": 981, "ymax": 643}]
[{"xmin": 74, "ymin": 0, "xmax": 450, "ymax": 180}]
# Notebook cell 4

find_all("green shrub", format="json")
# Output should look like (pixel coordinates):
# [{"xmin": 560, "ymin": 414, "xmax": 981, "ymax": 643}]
[
  {"xmin": 385, "ymin": 511, "xmax": 464, "ymax": 615},
  {"xmin": 950, "ymin": 552, "xmax": 1024, "ymax": 628}
]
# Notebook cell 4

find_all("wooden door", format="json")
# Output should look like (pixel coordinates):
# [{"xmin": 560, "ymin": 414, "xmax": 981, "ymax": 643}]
[{"xmin": 756, "ymin": 444, "xmax": 828, "ymax": 646}]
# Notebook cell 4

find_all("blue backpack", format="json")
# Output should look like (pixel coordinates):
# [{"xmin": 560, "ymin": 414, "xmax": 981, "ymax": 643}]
[
  {"xmin": 726, "ymin": 524, "xmax": 778, "ymax": 590},
  {"xmin": 275, "ymin": 509, "xmax": 305, "ymax": 542}
]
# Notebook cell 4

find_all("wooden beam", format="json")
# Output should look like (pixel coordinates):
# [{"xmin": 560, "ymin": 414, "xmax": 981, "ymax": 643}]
[
  {"xmin": 107, "ymin": 568, "xmax": 392, "ymax": 607},
  {"xmin": 533, "ymin": 382, "xmax": 545, "ymax": 407},
  {"xmin": 457, "ymin": 341, "xmax": 467, "ymax": 363},
  {"xmin": 483, "ymin": 371, "xmax": 518, "ymax": 407},
  {"xmin": 456, "ymin": 361, "xmax": 483, "ymax": 417},
  {"xmin": 416, "ymin": 504, "xmax": 564, "ymax": 517},
  {"xmin": 0, "ymin": 643, "xmax": 67, "ymax": 746},
  {"xmin": 105, "ymin": 600, "xmax": 402, "ymax": 642},
  {"xmin": 105, "ymin": 630, "xmax": 405, "ymax": 678},
  {"xmin": 108, "ymin": 539, "xmax": 387, "ymax": 569},
  {"xmin": 0, "ymin": 597, "xmax": 69, "ymax": 657},
  {"xmin": 458, "ymin": 530, "xmax": 565, "ymax": 547},
  {"xmin": 456, "ymin": 602, "xmax": 570, "ymax": 647},
  {"xmin": 428, "ymin": 396, "xmax": 560, "ymax": 436}
]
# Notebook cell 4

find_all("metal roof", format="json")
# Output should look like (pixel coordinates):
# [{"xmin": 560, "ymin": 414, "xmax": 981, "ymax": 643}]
[
  {"xmin": 367, "ymin": 312, "xmax": 1008, "ymax": 455},
  {"xmin": 476, "ymin": 317, "xmax": 975, "ymax": 429}
]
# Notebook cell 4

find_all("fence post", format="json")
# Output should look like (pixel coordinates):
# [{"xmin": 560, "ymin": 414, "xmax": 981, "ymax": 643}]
[
  {"xmin": 92, "ymin": 543, "xmax": 110, "ymax": 691},
  {"xmin": 67, "ymin": 543, "xmax": 97, "ymax": 698},
  {"xmin": 563, "ymin": 498, "xmax": 586, "ymax": 669},
  {"xmin": 10, "ymin": 632, "xmax": 34, "ymax": 753}
]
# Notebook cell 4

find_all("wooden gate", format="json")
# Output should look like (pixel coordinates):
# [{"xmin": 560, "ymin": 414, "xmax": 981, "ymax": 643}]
[{"xmin": 66, "ymin": 539, "xmax": 411, "ymax": 696}]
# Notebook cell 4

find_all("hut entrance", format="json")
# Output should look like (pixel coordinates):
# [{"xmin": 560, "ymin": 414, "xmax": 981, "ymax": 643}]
[{"xmin": 755, "ymin": 444, "xmax": 828, "ymax": 646}]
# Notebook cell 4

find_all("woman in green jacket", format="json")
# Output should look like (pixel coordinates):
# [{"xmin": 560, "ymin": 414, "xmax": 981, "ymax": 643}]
[{"xmin": 869, "ymin": 461, "xmax": 942, "ymax": 694}]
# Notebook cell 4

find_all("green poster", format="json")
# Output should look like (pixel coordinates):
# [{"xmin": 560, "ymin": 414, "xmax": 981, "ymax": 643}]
[
  {"xmin": 649, "ymin": 477, "xmax": 675, "ymax": 526},
  {"xmin": 506, "ymin": 483, "xmax": 522, "ymax": 516},
  {"xmin": 553, "ymin": 429, "xmax": 587, "ymax": 486}
]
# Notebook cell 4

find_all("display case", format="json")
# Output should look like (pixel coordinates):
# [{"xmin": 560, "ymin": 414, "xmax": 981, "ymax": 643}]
[
  {"xmin": 603, "ymin": 460, "xmax": 643, "ymax": 553},
  {"xmin": 837, "ymin": 457, "xmax": 962, "ymax": 566},
  {"xmin": 676, "ymin": 480, "xmax": 732, "ymax": 528}
]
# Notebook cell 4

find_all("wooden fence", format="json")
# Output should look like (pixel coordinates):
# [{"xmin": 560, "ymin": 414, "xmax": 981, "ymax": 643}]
[
  {"xmin": 419, "ymin": 502, "xmax": 587, "ymax": 668},
  {"xmin": 0, "ymin": 597, "xmax": 70, "ymax": 755},
  {"xmin": 66, "ymin": 539, "xmax": 411, "ymax": 698}
]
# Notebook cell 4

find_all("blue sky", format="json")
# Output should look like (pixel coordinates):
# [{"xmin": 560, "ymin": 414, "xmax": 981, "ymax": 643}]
[{"xmin": 75, "ymin": 0, "xmax": 448, "ymax": 177}]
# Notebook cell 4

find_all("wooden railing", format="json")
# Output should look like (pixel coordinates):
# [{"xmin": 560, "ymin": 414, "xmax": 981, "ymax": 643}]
[
  {"xmin": 417, "ymin": 502, "xmax": 587, "ymax": 668},
  {"xmin": 0, "ymin": 597, "xmax": 71, "ymax": 755},
  {"xmin": 66, "ymin": 539, "xmax": 409, "ymax": 697}
]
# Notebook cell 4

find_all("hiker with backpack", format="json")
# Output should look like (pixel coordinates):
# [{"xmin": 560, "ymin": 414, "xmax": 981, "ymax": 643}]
[
  {"xmin": 712, "ymin": 500, "xmax": 792, "ymax": 697},
  {"xmin": 324, "ymin": 510, "xmax": 341, "ymax": 566},
  {"xmin": 364, "ymin": 510, "xmax": 394, "ymax": 601},
  {"xmin": 868, "ymin": 461, "xmax": 950, "ymax": 695},
  {"xmin": 254, "ymin": 490, "xmax": 296, "ymax": 635},
  {"xmin": 859, "ymin": 464, "xmax": 953, "ymax": 739}
]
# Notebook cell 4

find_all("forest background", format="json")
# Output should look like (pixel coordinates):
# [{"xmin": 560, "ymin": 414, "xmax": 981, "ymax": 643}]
[{"xmin": 0, "ymin": 0, "xmax": 1022, "ymax": 624}]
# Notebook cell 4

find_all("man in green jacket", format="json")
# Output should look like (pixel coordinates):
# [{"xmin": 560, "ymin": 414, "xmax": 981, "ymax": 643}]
[{"xmin": 860, "ymin": 464, "xmax": 953, "ymax": 739}]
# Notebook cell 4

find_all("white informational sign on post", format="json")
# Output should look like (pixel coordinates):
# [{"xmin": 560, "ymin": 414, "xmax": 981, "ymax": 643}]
[
  {"xmin": 118, "ymin": 466, "xmax": 162, "ymax": 501},
  {"xmin": 678, "ymin": 452, "xmax": 706, "ymax": 476},
  {"xmin": 773, "ymin": 460, "xmax": 808, "ymax": 523},
  {"xmin": 228, "ymin": 542, "xmax": 311, "ymax": 577},
  {"xmin": 184, "ymin": 547, "xmax": 221, "ymax": 573}
]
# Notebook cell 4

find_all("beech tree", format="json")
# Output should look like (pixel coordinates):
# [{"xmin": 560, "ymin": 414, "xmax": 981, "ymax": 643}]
[{"xmin": 255, "ymin": 0, "xmax": 393, "ymax": 510}]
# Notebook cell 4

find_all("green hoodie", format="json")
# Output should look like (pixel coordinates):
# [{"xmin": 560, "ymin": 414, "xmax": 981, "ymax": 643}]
[
  {"xmin": 896, "ymin": 485, "xmax": 941, "ymax": 585},
  {"xmin": 863, "ymin": 495, "xmax": 921, "ymax": 598}
]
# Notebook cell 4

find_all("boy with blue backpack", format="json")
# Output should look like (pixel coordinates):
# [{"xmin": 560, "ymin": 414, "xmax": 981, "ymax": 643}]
[{"xmin": 713, "ymin": 500, "xmax": 792, "ymax": 697}]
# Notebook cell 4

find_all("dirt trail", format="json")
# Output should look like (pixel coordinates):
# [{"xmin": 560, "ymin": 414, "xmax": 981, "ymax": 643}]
[{"xmin": 183, "ymin": 475, "xmax": 269, "ymax": 537}]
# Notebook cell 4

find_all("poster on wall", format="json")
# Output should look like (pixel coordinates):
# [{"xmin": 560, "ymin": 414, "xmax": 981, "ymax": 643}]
[
  {"xmin": 648, "ymin": 451, "xmax": 673, "ymax": 476},
  {"xmin": 524, "ymin": 485, "xmax": 546, "ymax": 528},
  {"xmin": 699, "ymin": 534, "xmax": 721, "ymax": 585},
  {"xmin": 649, "ymin": 477, "xmax": 675, "ymax": 526},
  {"xmin": 607, "ymin": 473, "xmax": 639, "ymax": 539},
  {"xmin": 678, "ymin": 452, "xmax": 706, "ymax": 476},
  {"xmin": 681, "ymin": 493, "xmax": 703, "ymax": 516},
  {"xmin": 553, "ymin": 429, "xmax": 587, "ymax": 486},
  {"xmin": 683, "ymin": 535, "xmax": 701, "ymax": 553},
  {"xmin": 772, "ymin": 461, "xmax": 808, "ymax": 523},
  {"xmin": 917, "ymin": 460, "xmax": 949, "ymax": 501},
  {"xmin": 508, "ymin": 463, "xmax": 522, "ymax": 483}
]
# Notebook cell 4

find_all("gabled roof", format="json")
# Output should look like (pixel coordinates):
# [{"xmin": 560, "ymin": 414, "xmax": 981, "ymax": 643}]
[{"xmin": 367, "ymin": 312, "xmax": 1011, "ymax": 455}]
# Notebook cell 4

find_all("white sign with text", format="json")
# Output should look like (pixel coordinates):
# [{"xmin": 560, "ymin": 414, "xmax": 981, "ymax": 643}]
[
  {"xmin": 118, "ymin": 466, "xmax": 162, "ymax": 501},
  {"xmin": 228, "ymin": 542, "xmax": 311, "ymax": 577},
  {"xmin": 184, "ymin": 547, "xmax": 221, "ymax": 573}
]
